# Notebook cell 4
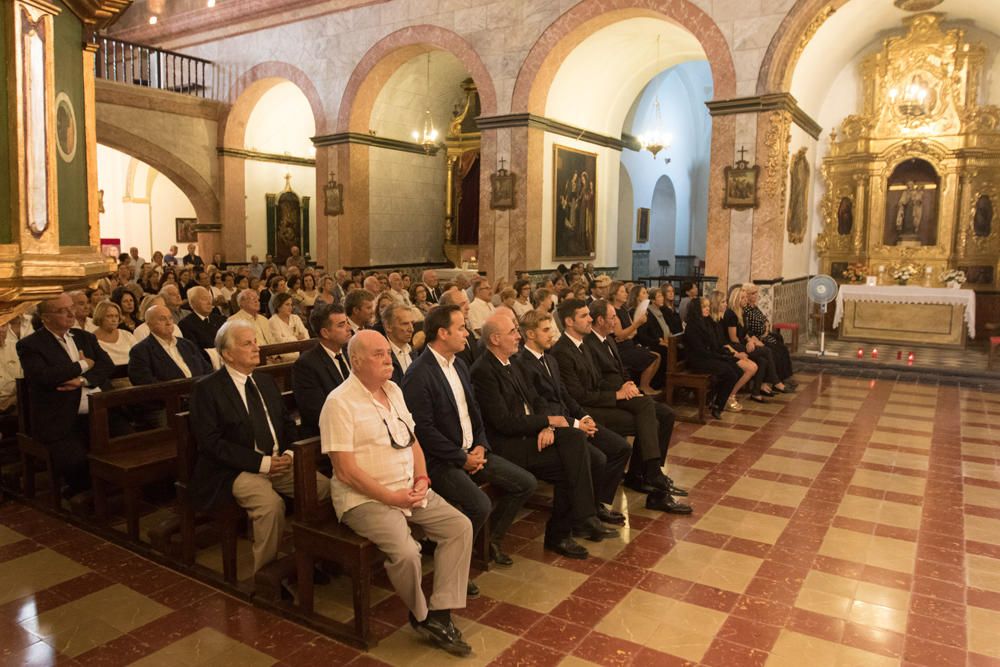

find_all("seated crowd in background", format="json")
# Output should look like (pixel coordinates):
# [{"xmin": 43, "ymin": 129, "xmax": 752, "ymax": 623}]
[{"xmin": 11, "ymin": 249, "xmax": 799, "ymax": 657}]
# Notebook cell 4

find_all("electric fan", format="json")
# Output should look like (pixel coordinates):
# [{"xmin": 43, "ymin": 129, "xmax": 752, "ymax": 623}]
[{"xmin": 805, "ymin": 274, "xmax": 839, "ymax": 357}]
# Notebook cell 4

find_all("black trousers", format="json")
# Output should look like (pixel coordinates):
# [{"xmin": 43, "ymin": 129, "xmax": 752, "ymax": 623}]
[
  {"xmin": 490, "ymin": 428, "xmax": 596, "ymax": 542},
  {"xmin": 587, "ymin": 425, "xmax": 631, "ymax": 505},
  {"xmin": 687, "ymin": 357, "xmax": 740, "ymax": 410},
  {"xmin": 748, "ymin": 346, "xmax": 779, "ymax": 389},
  {"xmin": 589, "ymin": 396, "xmax": 674, "ymax": 480},
  {"xmin": 764, "ymin": 336, "xmax": 794, "ymax": 381}
]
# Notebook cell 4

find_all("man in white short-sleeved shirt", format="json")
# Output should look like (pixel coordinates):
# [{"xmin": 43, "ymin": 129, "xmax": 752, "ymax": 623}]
[{"xmin": 319, "ymin": 330, "xmax": 473, "ymax": 657}]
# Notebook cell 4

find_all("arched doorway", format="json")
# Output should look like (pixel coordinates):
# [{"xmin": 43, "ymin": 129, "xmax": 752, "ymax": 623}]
[{"xmin": 650, "ymin": 174, "xmax": 677, "ymax": 273}]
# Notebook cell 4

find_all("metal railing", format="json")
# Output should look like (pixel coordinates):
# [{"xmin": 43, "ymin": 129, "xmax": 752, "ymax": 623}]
[{"xmin": 94, "ymin": 35, "xmax": 231, "ymax": 101}]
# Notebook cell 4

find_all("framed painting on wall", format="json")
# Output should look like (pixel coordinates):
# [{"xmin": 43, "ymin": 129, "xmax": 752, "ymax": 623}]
[
  {"xmin": 176, "ymin": 218, "xmax": 197, "ymax": 243},
  {"xmin": 553, "ymin": 144, "xmax": 596, "ymax": 260},
  {"xmin": 636, "ymin": 207, "xmax": 650, "ymax": 243}
]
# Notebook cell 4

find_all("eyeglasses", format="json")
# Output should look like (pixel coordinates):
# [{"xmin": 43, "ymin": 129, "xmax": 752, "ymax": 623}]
[{"xmin": 383, "ymin": 416, "xmax": 415, "ymax": 449}]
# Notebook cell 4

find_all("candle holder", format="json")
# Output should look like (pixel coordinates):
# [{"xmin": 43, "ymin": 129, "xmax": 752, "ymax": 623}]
[
  {"xmin": 857, "ymin": 348, "xmax": 864, "ymax": 359},
  {"xmin": 872, "ymin": 347, "xmax": 879, "ymax": 360}
]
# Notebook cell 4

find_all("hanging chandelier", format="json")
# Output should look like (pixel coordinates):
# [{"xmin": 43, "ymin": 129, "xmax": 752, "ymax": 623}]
[
  {"xmin": 411, "ymin": 53, "xmax": 439, "ymax": 153},
  {"xmin": 638, "ymin": 36, "xmax": 672, "ymax": 160},
  {"xmin": 889, "ymin": 81, "xmax": 929, "ymax": 117}
]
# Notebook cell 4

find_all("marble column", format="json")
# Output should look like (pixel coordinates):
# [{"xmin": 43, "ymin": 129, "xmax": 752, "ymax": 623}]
[
  {"xmin": 705, "ymin": 115, "xmax": 736, "ymax": 288},
  {"xmin": 751, "ymin": 109, "xmax": 792, "ymax": 281},
  {"xmin": 218, "ymin": 153, "xmax": 247, "ymax": 262}
]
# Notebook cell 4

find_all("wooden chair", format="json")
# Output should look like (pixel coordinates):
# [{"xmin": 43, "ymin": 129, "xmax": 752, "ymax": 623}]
[
  {"xmin": 15, "ymin": 379, "xmax": 62, "ymax": 510},
  {"xmin": 662, "ymin": 341, "xmax": 711, "ymax": 424},
  {"xmin": 989, "ymin": 336, "xmax": 1000, "ymax": 371},
  {"xmin": 772, "ymin": 322, "xmax": 800, "ymax": 353},
  {"xmin": 290, "ymin": 437, "xmax": 385, "ymax": 648},
  {"xmin": 175, "ymin": 411, "xmax": 244, "ymax": 584}
]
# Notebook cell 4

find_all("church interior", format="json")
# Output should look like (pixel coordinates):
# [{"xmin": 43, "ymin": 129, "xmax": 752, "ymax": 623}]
[{"xmin": 1, "ymin": 0, "xmax": 999, "ymax": 665}]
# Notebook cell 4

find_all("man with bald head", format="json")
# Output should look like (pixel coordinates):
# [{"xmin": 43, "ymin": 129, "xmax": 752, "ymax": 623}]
[
  {"xmin": 470, "ymin": 312, "xmax": 615, "ymax": 559},
  {"xmin": 321, "ymin": 330, "xmax": 473, "ymax": 656},
  {"xmin": 128, "ymin": 305, "xmax": 211, "ymax": 385},
  {"xmin": 228, "ymin": 288, "xmax": 274, "ymax": 345},
  {"xmin": 422, "ymin": 269, "xmax": 441, "ymax": 303},
  {"xmin": 388, "ymin": 272, "xmax": 411, "ymax": 306},
  {"xmin": 17, "ymin": 292, "xmax": 116, "ymax": 496},
  {"xmin": 178, "ymin": 285, "xmax": 226, "ymax": 351}
]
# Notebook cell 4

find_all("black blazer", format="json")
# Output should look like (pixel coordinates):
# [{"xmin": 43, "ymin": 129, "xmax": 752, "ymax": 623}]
[
  {"xmin": 550, "ymin": 335, "xmax": 617, "ymax": 410},
  {"xmin": 401, "ymin": 347, "xmax": 489, "ymax": 473},
  {"xmin": 189, "ymin": 368, "xmax": 296, "ymax": 510},
  {"xmin": 685, "ymin": 317, "xmax": 738, "ymax": 363},
  {"xmin": 390, "ymin": 349, "xmax": 407, "ymax": 386},
  {"xmin": 584, "ymin": 333, "xmax": 628, "ymax": 390},
  {"xmin": 178, "ymin": 310, "xmax": 227, "ymax": 350},
  {"xmin": 470, "ymin": 352, "xmax": 550, "ymax": 467},
  {"xmin": 512, "ymin": 348, "xmax": 584, "ymax": 422},
  {"xmin": 127, "ymin": 335, "xmax": 212, "ymax": 385},
  {"xmin": 16, "ymin": 327, "xmax": 115, "ymax": 442},
  {"xmin": 291, "ymin": 344, "xmax": 348, "ymax": 440},
  {"xmin": 455, "ymin": 327, "xmax": 479, "ymax": 367},
  {"xmin": 181, "ymin": 253, "xmax": 203, "ymax": 267}
]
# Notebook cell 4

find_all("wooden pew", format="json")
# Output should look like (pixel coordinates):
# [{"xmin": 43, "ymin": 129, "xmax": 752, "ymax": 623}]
[
  {"xmin": 290, "ymin": 436, "xmax": 385, "ymax": 648},
  {"xmin": 15, "ymin": 378, "xmax": 61, "ymax": 510},
  {"xmin": 662, "ymin": 341, "xmax": 711, "ymax": 424},
  {"xmin": 258, "ymin": 339, "xmax": 318, "ymax": 366}
]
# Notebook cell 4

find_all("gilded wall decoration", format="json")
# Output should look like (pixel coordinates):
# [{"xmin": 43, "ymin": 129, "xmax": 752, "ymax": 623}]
[{"xmin": 787, "ymin": 148, "xmax": 809, "ymax": 244}]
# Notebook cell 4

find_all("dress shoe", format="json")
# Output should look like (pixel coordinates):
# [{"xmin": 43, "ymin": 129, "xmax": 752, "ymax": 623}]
[
  {"xmin": 490, "ymin": 543, "xmax": 514, "ymax": 568},
  {"xmin": 667, "ymin": 483, "xmax": 689, "ymax": 497},
  {"xmin": 409, "ymin": 612, "xmax": 472, "ymax": 657},
  {"xmin": 573, "ymin": 516, "xmax": 620, "ymax": 542},
  {"xmin": 544, "ymin": 537, "xmax": 589, "ymax": 559},
  {"xmin": 467, "ymin": 581, "xmax": 480, "ymax": 599},
  {"xmin": 760, "ymin": 388, "xmax": 776, "ymax": 397},
  {"xmin": 711, "ymin": 406, "xmax": 723, "ymax": 420},
  {"xmin": 623, "ymin": 475, "xmax": 659, "ymax": 495},
  {"xmin": 596, "ymin": 505, "xmax": 626, "ymax": 525},
  {"xmin": 645, "ymin": 494, "xmax": 694, "ymax": 514},
  {"xmin": 750, "ymin": 395, "xmax": 768, "ymax": 403}
]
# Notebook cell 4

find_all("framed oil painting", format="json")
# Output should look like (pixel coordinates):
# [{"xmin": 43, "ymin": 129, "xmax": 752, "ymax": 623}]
[
  {"xmin": 723, "ymin": 153, "xmax": 759, "ymax": 211},
  {"xmin": 176, "ymin": 218, "xmax": 197, "ymax": 243},
  {"xmin": 636, "ymin": 207, "xmax": 650, "ymax": 243},
  {"xmin": 553, "ymin": 145, "xmax": 596, "ymax": 260}
]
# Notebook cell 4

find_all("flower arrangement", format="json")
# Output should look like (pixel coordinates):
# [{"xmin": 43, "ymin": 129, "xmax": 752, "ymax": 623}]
[
  {"xmin": 939, "ymin": 269, "xmax": 967, "ymax": 288},
  {"xmin": 889, "ymin": 262, "xmax": 919, "ymax": 285},
  {"xmin": 841, "ymin": 263, "xmax": 868, "ymax": 284}
]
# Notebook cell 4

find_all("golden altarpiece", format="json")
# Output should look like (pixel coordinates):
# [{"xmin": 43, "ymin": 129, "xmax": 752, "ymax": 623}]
[
  {"xmin": 817, "ymin": 14, "xmax": 1000, "ymax": 291},
  {"xmin": 442, "ymin": 79, "xmax": 481, "ymax": 268}
]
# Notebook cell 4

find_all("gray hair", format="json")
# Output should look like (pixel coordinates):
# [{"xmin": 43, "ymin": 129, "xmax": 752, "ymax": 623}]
[
  {"xmin": 158, "ymin": 284, "xmax": 178, "ymax": 297},
  {"xmin": 380, "ymin": 302, "xmax": 412, "ymax": 328},
  {"xmin": 186, "ymin": 285, "xmax": 210, "ymax": 302},
  {"xmin": 236, "ymin": 288, "xmax": 258, "ymax": 307},
  {"xmin": 215, "ymin": 319, "xmax": 255, "ymax": 352}
]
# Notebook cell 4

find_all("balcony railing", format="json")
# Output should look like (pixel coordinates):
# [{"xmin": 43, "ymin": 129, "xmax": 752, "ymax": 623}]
[{"xmin": 94, "ymin": 36, "xmax": 232, "ymax": 101}]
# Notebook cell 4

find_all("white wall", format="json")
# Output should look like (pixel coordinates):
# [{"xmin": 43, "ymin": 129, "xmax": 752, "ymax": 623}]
[
  {"xmin": 243, "ymin": 81, "xmax": 316, "ymax": 261},
  {"xmin": 368, "ymin": 148, "xmax": 447, "ymax": 264},
  {"xmin": 97, "ymin": 143, "xmax": 196, "ymax": 258},
  {"xmin": 617, "ymin": 163, "xmax": 634, "ymax": 277},
  {"xmin": 620, "ymin": 61, "xmax": 713, "ymax": 271}
]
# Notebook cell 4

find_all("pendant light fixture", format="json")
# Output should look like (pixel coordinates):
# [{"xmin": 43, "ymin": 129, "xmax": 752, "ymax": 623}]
[
  {"xmin": 638, "ymin": 35, "xmax": 672, "ymax": 160},
  {"xmin": 412, "ymin": 52, "xmax": 439, "ymax": 153}
]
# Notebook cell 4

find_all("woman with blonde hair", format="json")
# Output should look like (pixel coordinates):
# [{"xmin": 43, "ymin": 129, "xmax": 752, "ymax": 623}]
[
  {"xmin": 708, "ymin": 290, "xmax": 760, "ymax": 407},
  {"xmin": 92, "ymin": 301, "xmax": 137, "ymax": 368},
  {"xmin": 742, "ymin": 283, "xmax": 795, "ymax": 386},
  {"xmin": 722, "ymin": 285, "xmax": 783, "ymax": 398}
]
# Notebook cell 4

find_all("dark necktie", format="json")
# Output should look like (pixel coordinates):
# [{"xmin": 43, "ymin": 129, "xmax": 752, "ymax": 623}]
[
  {"xmin": 334, "ymin": 352, "xmax": 350, "ymax": 380},
  {"xmin": 605, "ymin": 339, "xmax": 625, "ymax": 377},
  {"xmin": 504, "ymin": 365, "xmax": 532, "ymax": 414},
  {"xmin": 540, "ymin": 354, "xmax": 553, "ymax": 378},
  {"xmin": 244, "ymin": 378, "xmax": 275, "ymax": 455}
]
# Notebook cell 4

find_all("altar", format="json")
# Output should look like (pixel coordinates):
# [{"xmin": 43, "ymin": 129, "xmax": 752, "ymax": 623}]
[{"xmin": 833, "ymin": 285, "xmax": 976, "ymax": 348}]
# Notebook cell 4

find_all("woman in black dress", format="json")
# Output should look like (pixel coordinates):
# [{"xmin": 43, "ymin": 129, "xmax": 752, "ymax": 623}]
[
  {"xmin": 613, "ymin": 282, "xmax": 660, "ymax": 395},
  {"xmin": 684, "ymin": 296, "xmax": 745, "ymax": 418},
  {"xmin": 637, "ymin": 286, "xmax": 681, "ymax": 367},
  {"xmin": 723, "ymin": 285, "xmax": 784, "ymax": 399},
  {"xmin": 708, "ymin": 291, "xmax": 761, "ymax": 408},
  {"xmin": 742, "ymin": 284, "xmax": 795, "ymax": 385}
]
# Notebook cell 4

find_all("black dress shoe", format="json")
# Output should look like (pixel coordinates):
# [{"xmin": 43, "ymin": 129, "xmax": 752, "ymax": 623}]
[
  {"xmin": 711, "ymin": 406, "xmax": 723, "ymax": 420},
  {"xmin": 573, "ymin": 516, "xmax": 620, "ymax": 542},
  {"xmin": 467, "ymin": 581, "xmax": 480, "ymax": 599},
  {"xmin": 645, "ymin": 494, "xmax": 694, "ymax": 514},
  {"xmin": 622, "ymin": 475, "xmax": 658, "ymax": 495},
  {"xmin": 409, "ymin": 612, "xmax": 472, "ymax": 657},
  {"xmin": 760, "ymin": 388, "xmax": 776, "ymax": 397},
  {"xmin": 596, "ymin": 505, "xmax": 626, "ymax": 525},
  {"xmin": 544, "ymin": 537, "xmax": 589, "ymax": 559},
  {"xmin": 668, "ymin": 484, "xmax": 689, "ymax": 497},
  {"xmin": 750, "ymin": 395, "xmax": 768, "ymax": 403},
  {"xmin": 490, "ymin": 543, "xmax": 514, "ymax": 568}
]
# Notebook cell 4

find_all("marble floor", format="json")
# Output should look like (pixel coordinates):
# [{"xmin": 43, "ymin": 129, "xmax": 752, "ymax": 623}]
[{"xmin": 1, "ymin": 371, "xmax": 999, "ymax": 666}]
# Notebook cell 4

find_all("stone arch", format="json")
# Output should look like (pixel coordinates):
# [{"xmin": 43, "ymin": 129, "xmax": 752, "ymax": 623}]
[
  {"xmin": 97, "ymin": 120, "xmax": 219, "ymax": 227},
  {"xmin": 756, "ymin": 0, "xmax": 847, "ymax": 95},
  {"xmin": 219, "ymin": 61, "xmax": 327, "ymax": 146},
  {"xmin": 511, "ymin": 0, "xmax": 736, "ymax": 115},
  {"xmin": 336, "ymin": 25, "xmax": 498, "ymax": 133}
]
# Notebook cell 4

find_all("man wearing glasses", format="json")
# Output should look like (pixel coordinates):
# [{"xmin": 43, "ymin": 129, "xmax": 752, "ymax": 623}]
[{"xmin": 320, "ymin": 330, "xmax": 474, "ymax": 657}]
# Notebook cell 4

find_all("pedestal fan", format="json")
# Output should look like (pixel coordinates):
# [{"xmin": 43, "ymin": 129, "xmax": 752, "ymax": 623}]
[{"xmin": 805, "ymin": 274, "xmax": 839, "ymax": 357}]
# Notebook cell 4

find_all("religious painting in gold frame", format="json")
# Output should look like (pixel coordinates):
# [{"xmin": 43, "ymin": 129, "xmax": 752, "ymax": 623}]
[
  {"xmin": 636, "ymin": 207, "xmax": 650, "ymax": 243},
  {"xmin": 553, "ymin": 145, "xmax": 596, "ymax": 260},
  {"xmin": 722, "ymin": 154, "xmax": 759, "ymax": 211}
]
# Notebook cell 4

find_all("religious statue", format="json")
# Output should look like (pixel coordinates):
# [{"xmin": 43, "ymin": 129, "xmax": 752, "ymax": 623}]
[{"xmin": 893, "ymin": 180, "xmax": 925, "ymax": 234}]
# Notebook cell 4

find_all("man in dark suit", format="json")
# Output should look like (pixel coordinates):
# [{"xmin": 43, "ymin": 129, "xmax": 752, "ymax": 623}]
[
  {"xmin": 16, "ymin": 293, "xmax": 116, "ymax": 495},
  {"xmin": 439, "ymin": 288, "xmax": 478, "ymax": 367},
  {"xmin": 402, "ymin": 305, "xmax": 536, "ymax": 570},
  {"xmin": 292, "ymin": 303, "xmax": 352, "ymax": 439},
  {"xmin": 552, "ymin": 299, "xmax": 691, "ymax": 515},
  {"xmin": 422, "ymin": 269, "xmax": 441, "ymax": 304},
  {"xmin": 181, "ymin": 243, "xmax": 203, "ymax": 267},
  {"xmin": 382, "ymin": 302, "xmax": 416, "ymax": 385},
  {"xmin": 190, "ymin": 319, "xmax": 329, "ymax": 574},
  {"xmin": 344, "ymin": 288, "xmax": 375, "ymax": 335},
  {"xmin": 513, "ymin": 309, "xmax": 630, "ymax": 525},
  {"xmin": 178, "ymin": 286, "xmax": 226, "ymax": 350},
  {"xmin": 472, "ymin": 312, "xmax": 616, "ymax": 558},
  {"xmin": 129, "ymin": 306, "xmax": 212, "ymax": 384}
]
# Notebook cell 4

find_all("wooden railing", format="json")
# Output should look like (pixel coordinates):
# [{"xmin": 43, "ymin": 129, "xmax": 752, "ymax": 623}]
[{"xmin": 94, "ymin": 35, "xmax": 230, "ymax": 101}]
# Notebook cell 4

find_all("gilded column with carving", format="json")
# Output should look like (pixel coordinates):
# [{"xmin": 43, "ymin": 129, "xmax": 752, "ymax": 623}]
[{"xmin": 751, "ymin": 110, "xmax": 792, "ymax": 280}]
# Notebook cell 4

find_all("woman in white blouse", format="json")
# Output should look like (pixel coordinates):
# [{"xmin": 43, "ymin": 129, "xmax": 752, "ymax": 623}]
[
  {"xmin": 92, "ymin": 301, "xmax": 137, "ymax": 369},
  {"xmin": 268, "ymin": 292, "xmax": 309, "ymax": 359}
]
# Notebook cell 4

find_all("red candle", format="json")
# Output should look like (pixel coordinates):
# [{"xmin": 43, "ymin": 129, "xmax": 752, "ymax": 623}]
[
  {"xmin": 896, "ymin": 350, "xmax": 902, "ymax": 360},
  {"xmin": 907, "ymin": 352, "xmax": 915, "ymax": 365},
  {"xmin": 872, "ymin": 347, "xmax": 879, "ymax": 359},
  {"xmin": 857, "ymin": 348, "xmax": 864, "ymax": 359}
]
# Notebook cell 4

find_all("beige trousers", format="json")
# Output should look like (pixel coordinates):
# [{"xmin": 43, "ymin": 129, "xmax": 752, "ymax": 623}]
[
  {"xmin": 342, "ymin": 490, "xmax": 472, "ymax": 619},
  {"xmin": 231, "ymin": 469, "xmax": 330, "ymax": 573}
]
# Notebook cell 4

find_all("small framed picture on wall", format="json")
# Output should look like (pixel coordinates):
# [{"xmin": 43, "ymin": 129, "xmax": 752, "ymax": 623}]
[
  {"xmin": 636, "ymin": 207, "xmax": 650, "ymax": 243},
  {"xmin": 176, "ymin": 218, "xmax": 197, "ymax": 243}
]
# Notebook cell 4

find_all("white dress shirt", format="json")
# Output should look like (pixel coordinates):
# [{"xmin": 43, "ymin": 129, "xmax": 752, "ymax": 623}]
[
  {"xmin": 228, "ymin": 310, "xmax": 273, "ymax": 345},
  {"xmin": 153, "ymin": 334, "xmax": 192, "ymax": 378},
  {"xmin": 0, "ymin": 335, "xmax": 23, "ymax": 411},
  {"xmin": 134, "ymin": 322, "xmax": 184, "ymax": 343},
  {"xmin": 390, "ymin": 341, "xmax": 412, "ymax": 374},
  {"xmin": 467, "ymin": 298, "xmax": 495, "ymax": 333},
  {"xmin": 224, "ymin": 365, "xmax": 279, "ymax": 473},
  {"xmin": 48, "ymin": 328, "xmax": 98, "ymax": 414},
  {"xmin": 428, "ymin": 346, "xmax": 474, "ymax": 450}
]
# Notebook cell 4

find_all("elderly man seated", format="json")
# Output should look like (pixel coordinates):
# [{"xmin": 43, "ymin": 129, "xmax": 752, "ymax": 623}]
[
  {"xmin": 128, "ymin": 305, "xmax": 211, "ymax": 385},
  {"xmin": 321, "ymin": 330, "xmax": 473, "ymax": 656},
  {"xmin": 189, "ymin": 320, "xmax": 329, "ymax": 576},
  {"xmin": 228, "ymin": 288, "xmax": 274, "ymax": 345}
]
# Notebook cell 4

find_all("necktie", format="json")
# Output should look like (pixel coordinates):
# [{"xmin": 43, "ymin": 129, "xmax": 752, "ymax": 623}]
[
  {"xmin": 540, "ymin": 355, "xmax": 552, "ymax": 378},
  {"xmin": 504, "ymin": 365, "xmax": 532, "ymax": 415},
  {"xmin": 605, "ymin": 339, "xmax": 625, "ymax": 377},
  {"xmin": 334, "ymin": 352, "xmax": 350, "ymax": 380},
  {"xmin": 244, "ymin": 378, "xmax": 275, "ymax": 455}
]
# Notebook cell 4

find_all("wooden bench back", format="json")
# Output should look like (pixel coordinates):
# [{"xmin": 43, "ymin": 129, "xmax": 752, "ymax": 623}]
[
  {"xmin": 176, "ymin": 410, "xmax": 196, "ymax": 483},
  {"xmin": 258, "ymin": 339, "xmax": 318, "ymax": 366},
  {"xmin": 292, "ymin": 437, "xmax": 334, "ymax": 524},
  {"xmin": 88, "ymin": 378, "xmax": 194, "ymax": 456}
]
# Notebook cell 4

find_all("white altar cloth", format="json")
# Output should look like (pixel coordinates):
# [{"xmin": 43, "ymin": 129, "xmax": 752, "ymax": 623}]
[{"xmin": 833, "ymin": 285, "xmax": 976, "ymax": 338}]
